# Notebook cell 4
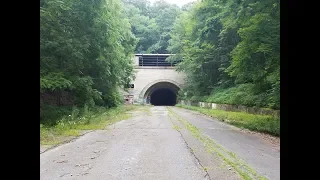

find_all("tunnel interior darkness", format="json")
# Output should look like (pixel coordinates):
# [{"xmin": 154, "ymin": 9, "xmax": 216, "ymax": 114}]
[
  {"xmin": 150, "ymin": 88, "xmax": 177, "ymax": 106},
  {"xmin": 143, "ymin": 82, "xmax": 179, "ymax": 106}
]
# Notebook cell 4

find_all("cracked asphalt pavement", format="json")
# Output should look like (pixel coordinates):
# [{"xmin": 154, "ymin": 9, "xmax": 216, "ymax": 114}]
[{"xmin": 40, "ymin": 106, "xmax": 279, "ymax": 180}]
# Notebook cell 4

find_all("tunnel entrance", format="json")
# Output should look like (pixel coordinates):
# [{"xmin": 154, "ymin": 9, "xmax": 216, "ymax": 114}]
[
  {"xmin": 150, "ymin": 88, "xmax": 177, "ymax": 106},
  {"xmin": 143, "ymin": 81, "xmax": 180, "ymax": 106}
]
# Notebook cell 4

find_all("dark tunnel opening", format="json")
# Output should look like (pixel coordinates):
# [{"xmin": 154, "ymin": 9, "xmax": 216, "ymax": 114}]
[{"xmin": 150, "ymin": 88, "xmax": 177, "ymax": 106}]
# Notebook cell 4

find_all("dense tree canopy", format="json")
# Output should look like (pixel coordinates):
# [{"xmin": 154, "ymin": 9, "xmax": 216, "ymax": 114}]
[
  {"xmin": 122, "ymin": 0, "xmax": 181, "ymax": 53},
  {"xmin": 40, "ymin": 0, "xmax": 137, "ymax": 120},
  {"xmin": 40, "ymin": 0, "xmax": 280, "ymax": 122},
  {"xmin": 167, "ymin": 0, "xmax": 280, "ymax": 109}
]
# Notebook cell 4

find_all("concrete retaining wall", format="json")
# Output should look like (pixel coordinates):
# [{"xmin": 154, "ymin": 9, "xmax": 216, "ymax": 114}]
[{"xmin": 179, "ymin": 100, "xmax": 280, "ymax": 117}]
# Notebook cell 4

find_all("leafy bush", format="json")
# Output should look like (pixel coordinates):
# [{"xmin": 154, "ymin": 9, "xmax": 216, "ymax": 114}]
[{"xmin": 179, "ymin": 84, "xmax": 279, "ymax": 110}]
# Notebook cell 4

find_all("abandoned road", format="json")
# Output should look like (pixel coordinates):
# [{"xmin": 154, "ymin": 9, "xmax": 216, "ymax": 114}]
[{"xmin": 40, "ymin": 106, "xmax": 280, "ymax": 180}]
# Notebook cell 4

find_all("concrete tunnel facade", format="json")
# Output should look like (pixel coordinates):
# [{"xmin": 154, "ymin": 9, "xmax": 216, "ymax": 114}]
[{"xmin": 121, "ymin": 54, "xmax": 186, "ymax": 105}]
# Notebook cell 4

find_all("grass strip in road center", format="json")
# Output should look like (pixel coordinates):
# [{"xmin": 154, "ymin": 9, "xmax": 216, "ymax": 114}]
[{"xmin": 167, "ymin": 107, "xmax": 268, "ymax": 180}]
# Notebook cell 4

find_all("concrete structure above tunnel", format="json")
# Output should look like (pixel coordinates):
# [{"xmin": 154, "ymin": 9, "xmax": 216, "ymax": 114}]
[{"xmin": 121, "ymin": 54, "xmax": 186, "ymax": 104}]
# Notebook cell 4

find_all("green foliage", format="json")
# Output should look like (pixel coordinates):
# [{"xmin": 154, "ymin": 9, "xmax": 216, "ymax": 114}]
[
  {"xmin": 40, "ymin": 0, "xmax": 137, "ymax": 121},
  {"xmin": 168, "ymin": 0, "xmax": 280, "ymax": 109},
  {"xmin": 122, "ymin": 0, "xmax": 181, "ymax": 53},
  {"xmin": 40, "ymin": 73, "xmax": 72, "ymax": 91},
  {"xmin": 179, "ymin": 84, "xmax": 279, "ymax": 109},
  {"xmin": 40, "ymin": 0, "xmax": 280, "ymax": 124},
  {"xmin": 40, "ymin": 105, "xmax": 74, "ymax": 125},
  {"xmin": 206, "ymin": 84, "xmax": 279, "ymax": 109},
  {"xmin": 176, "ymin": 104, "xmax": 280, "ymax": 136}
]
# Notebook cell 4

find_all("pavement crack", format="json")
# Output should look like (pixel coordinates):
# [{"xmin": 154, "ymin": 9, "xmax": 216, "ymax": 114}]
[
  {"xmin": 60, "ymin": 173, "xmax": 71, "ymax": 177},
  {"xmin": 75, "ymin": 163, "xmax": 89, "ymax": 167},
  {"xmin": 81, "ymin": 172, "xmax": 89, "ymax": 176},
  {"xmin": 175, "ymin": 127, "xmax": 211, "ymax": 180},
  {"xmin": 56, "ymin": 160, "xmax": 68, "ymax": 163},
  {"xmin": 168, "ymin": 107, "xmax": 211, "ymax": 180}
]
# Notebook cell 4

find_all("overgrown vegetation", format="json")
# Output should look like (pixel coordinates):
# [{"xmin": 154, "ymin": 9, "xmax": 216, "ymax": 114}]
[
  {"xmin": 40, "ymin": 0, "xmax": 279, "ymax": 127},
  {"xmin": 168, "ymin": 0, "xmax": 280, "ymax": 109},
  {"xmin": 40, "ymin": 105, "xmax": 140, "ymax": 145},
  {"xmin": 40, "ymin": 0, "xmax": 136, "ymax": 122},
  {"xmin": 176, "ymin": 104, "xmax": 279, "ymax": 136}
]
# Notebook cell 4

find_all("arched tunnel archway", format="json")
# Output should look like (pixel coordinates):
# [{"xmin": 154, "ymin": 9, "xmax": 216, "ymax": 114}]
[{"xmin": 143, "ymin": 81, "xmax": 180, "ymax": 106}]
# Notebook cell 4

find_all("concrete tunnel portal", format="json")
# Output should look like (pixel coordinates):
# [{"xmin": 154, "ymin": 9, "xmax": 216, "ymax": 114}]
[{"xmin": 143, "ymin": 81, "xmax": 180, "ymax": 106}]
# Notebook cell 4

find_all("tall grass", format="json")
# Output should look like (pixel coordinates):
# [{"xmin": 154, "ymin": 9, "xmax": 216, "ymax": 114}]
[
  {"xmin": 176, "ymin": 104, "xmax": 280, "ymax": 136},
  {"xmin": 40, "ymin": 105, "xmax": 139, "ymax": 145}
]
